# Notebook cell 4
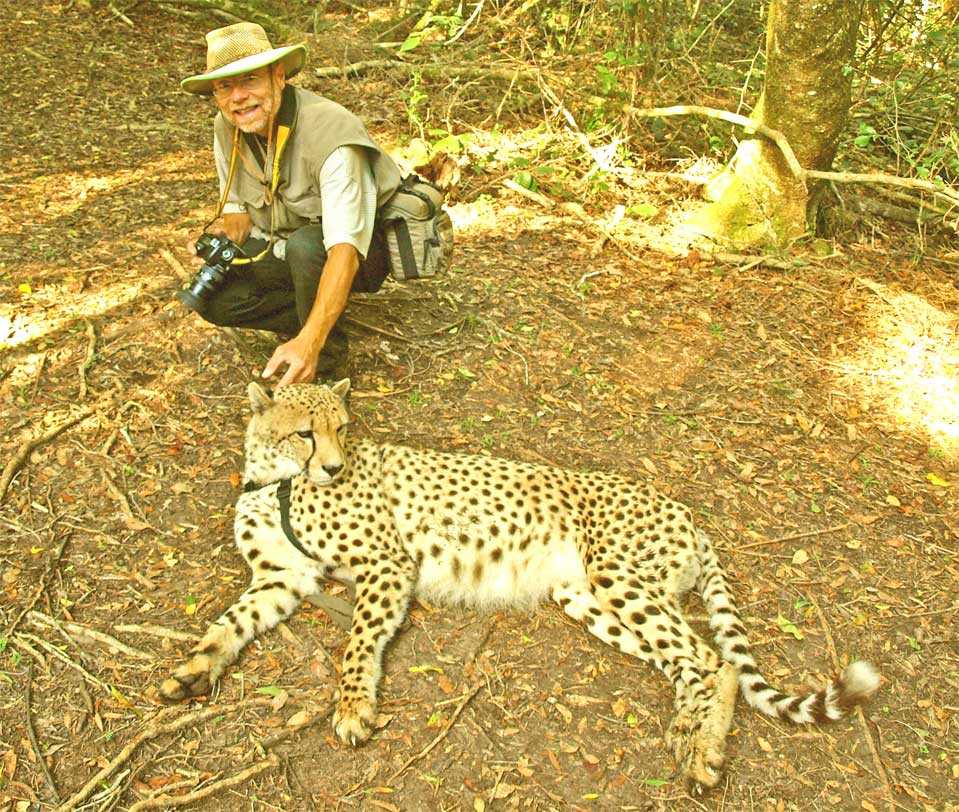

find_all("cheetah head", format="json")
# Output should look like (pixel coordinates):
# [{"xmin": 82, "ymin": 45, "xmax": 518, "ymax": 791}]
[{"xmin": 244, "ymin": 379, "xmax": 352, "ymax": 488}]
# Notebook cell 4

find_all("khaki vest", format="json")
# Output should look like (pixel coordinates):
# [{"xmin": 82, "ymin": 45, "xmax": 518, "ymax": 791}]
[{"xmin": 213, "ymin": 86, "xmax": 402, "ymax": 238}]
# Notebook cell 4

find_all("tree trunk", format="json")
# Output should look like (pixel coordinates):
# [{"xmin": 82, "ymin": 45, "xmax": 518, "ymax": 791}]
[{"xmin": 689, "ymin": 0, "xmax": 863, "ymax": 248}]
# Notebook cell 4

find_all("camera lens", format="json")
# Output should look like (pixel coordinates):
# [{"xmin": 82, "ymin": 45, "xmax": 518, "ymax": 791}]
[{"xmin": 177, "ymin": 233, "xmax": 242, "ymax": 316}]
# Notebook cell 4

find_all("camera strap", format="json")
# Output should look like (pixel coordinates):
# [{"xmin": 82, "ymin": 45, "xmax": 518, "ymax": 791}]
[{"xmin": 213, "ymin": 123, "xmax": 292, "ymax": 266}]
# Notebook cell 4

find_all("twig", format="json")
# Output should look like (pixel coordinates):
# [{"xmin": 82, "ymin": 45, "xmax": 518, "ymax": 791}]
[
  {"xmin": 389, "ymin": 682, "xmax": 482, "ymax": 781},
  {"xmin": 54, "ymin": 699, "xmax": 273, "ymax": 812},
  {"xmin": 624, "ymin": 104, "xmax": 959, "ymax": 216},
  {"xmin": 738, "ymin": 524, "xmax": 848, "ymax": 549},
  {"xmin": 389, "ymin": 618, "xmax": 496, "ymax": 782},
  {"xmin": 502, "ymin": 177, "xmax": 555, "ymax": 208},
  {"xmin": 257, "ymin": 704, "xmax": 336, "ymax": 749},
  {"xmin": 78, "ymin": 320, "xmax": 97, "ymax": 401},
  {"xmin": 626, "ymin": 105, "xmax": 806, "ymax": 184},
  {"xmin": 159, "ymin": 248, "xmax": 190, "ymax": 281},
  {"xmin": 107, "ymin": 2, "xmax": 134, "ymax": 27},
  {"xmin": 0, "ymin": 391, "xmax": 120, "ymax": 502},
  {"xmin": 2, "ymin": 532, "xmax": 71, "ymax": 640},
  {"xmin": 445, "ymin": 0, "xmax": 485, "ymax": 46},
  {"xmin": 113, "ymin": 623, "xmax": 201, "ymax": 643},
  {"xmin": 25, "ymin": 664, "xmax": 62, "ymax": 803},
  {"xmin": 343, "ymin": 315, "xmax": 413, "ymax": 343},
  {"xmin": 13, "ymin": 632, "xmax": 113, "ymax": 693},
  {"xmin": 29, "ymin": 611, "xmax": 151, "ymax": 660},
  {"xmin": 127, "ymin": 752, "xmax": 280, "ymax": 812},
  {"xmin": 101, "ymin": 469, "xmax": 136, "ymax": 522},
  {"xmin": 707, "ymin": 252, "xmax": 804, "ymax": 271},
  {"xmin": 811, "ymin": 602, "xmax": 893, "ymax": 812}
]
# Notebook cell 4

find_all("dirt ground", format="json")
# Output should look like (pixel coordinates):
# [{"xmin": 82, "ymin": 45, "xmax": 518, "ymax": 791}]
[{"xmin": 2, "ymin": 4, "xmax": 958, "ymax": 812}]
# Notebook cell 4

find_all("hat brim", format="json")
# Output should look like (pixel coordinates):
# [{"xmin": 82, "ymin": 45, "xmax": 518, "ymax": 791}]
[{"xmin": 181, "ymin": 44, "xmax": 306, "ymax": 95}]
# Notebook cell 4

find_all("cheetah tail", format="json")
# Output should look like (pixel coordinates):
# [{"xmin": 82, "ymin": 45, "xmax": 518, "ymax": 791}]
[{"xmin": 694, "ymin": 530, "xmax": 880, "ymax": 724}]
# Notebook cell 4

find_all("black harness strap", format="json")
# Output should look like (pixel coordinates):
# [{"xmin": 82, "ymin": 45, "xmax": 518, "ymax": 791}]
[{"xmin": 275, "ymin": 478, "xmax": 319, "ymax": 561}]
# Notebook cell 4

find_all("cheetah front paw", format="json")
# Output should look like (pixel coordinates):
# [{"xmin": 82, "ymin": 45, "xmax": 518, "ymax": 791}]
[
  {"xmin": 333, "ymin": 696, "xmax": 376, "ymax": 746},
  {"xmin": 158, "ymin": 655, "xmax": 216, "ymax": 702}
]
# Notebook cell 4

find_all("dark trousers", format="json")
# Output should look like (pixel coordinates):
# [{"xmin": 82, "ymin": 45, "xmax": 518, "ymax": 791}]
[{"xmin": 199, "ymin": 223, "xmax": 390, "ymax": 338}]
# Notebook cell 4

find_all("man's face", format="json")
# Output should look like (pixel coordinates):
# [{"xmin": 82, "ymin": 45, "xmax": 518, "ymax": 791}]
[{"xmin": 212, "ymin": 65, "xmax": 285, "ymax": 137}]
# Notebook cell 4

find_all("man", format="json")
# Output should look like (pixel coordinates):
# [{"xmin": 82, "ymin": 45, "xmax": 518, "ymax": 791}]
[{"xmin": 181, "ymin": 22, "xmax": 402, "ymax": 386}]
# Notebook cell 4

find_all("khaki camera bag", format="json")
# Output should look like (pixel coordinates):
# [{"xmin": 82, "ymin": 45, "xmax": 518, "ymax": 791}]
[{"xmin": 378, "ymin": 175, "xmax": 454, "ymax": 281}]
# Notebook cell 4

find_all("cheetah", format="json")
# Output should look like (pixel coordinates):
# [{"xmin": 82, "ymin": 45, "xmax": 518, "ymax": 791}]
[{"xmin": 160, "ymin": 380, "xmax": 879, "ymax": 788}]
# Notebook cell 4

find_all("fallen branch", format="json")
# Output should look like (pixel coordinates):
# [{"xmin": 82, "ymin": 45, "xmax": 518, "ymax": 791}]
[
  {"xmin": 738, "ymin": 524, "xmax": 849, "ymax": 549},
  {"xmin": 54, "ymin": 699, "xmax": 272, "ymax": 812},
  {"xmin": 808, "ymin": 168, "xmax": 959, "ymax": 209},
  {"xmin": 25, "ymin": 664, "xmax": 62, "ymax": 804},
  {"xmin": 127, "ymin": 752, "xmax": 280, "ymax": 812},
  {"xmin": 707, "ymin": 252, "xmax": 808, "ymax": 271},
  {"xmin": 144, "ymin": 0, "xmax": 271, "ymax": 27},
  {"xmin": 160, "ymin": 248, "xmax": 190, "ymax": 281},
  {"xmin": 29, "ymin": 611, "xmax": 151, "ymax": 660},
  {"xmin": 113, "ymin": 623, "xmax": 200, "ymax": 643},
  {"xmin": 501, "ymin": 177, "xmax": 554, "ymax": 208},
  {"xmin": 2, "ymin": 532, "xmax": 70, "ymax": 641},
  {"xmin": 625, "ymin": 104, "xmax": 959, "ymax": 217},
  {"xmin": 315, "ymin": 59, "xmax": 533, "ymax": 83},
  {"xmin": 0, "ymin": 391, "xmax": 120, "ymax": 503},
  {"xmin": 389, "ymin": 682, "xmax": 482, "ymax": 781},
  {"xmin": 625, "ymin": 105, "xmax": 805, "ymax": 183}
]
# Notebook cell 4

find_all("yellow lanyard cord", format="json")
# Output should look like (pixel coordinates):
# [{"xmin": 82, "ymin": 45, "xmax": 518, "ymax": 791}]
[{"xmin": 214, "ymin": 125, "xmax": 292, "ymax": 265}]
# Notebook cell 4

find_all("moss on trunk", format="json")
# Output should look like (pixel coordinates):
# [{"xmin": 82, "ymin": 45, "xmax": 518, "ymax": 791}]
[{"xmin": 690, "ymin": 0, "xmax": 862, "ymax": 249}]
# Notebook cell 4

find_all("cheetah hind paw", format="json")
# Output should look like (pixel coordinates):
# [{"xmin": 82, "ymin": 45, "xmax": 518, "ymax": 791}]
[
  {"xmin": 333, "ymin": 697, "xmax": 377, "ymax": 746},
  {"xmin": 667, "ymin": 663, "xmax": 739, "ymax": 790}
]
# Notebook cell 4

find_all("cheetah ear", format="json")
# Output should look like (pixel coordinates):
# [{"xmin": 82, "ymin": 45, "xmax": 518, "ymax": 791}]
[
  {"xmin": 329, "ymin": 378, "xmax": 351, "ymax": 399},
  {"xmin": 248, "ymin": 382, "xmax": 275, "ymax": 414}
]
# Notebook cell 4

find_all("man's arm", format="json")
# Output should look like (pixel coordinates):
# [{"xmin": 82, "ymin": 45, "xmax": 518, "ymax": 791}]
[
  {"xmin": 261, "ymin": 145, "xmax": 377, "ymax": 387},
  {"xmin": 261, "ymin": 243, "xmax": 358, "ymax": 386}
]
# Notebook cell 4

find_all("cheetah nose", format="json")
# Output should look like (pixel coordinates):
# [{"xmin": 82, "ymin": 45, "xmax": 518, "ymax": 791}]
[{"xmin": 323, "ymin": 463, "xmax": 343, "ymax": 478}]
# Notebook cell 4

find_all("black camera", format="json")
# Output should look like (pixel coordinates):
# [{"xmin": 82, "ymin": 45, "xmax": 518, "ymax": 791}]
[{"xmin": 177, "ymin": 233, "xmax": 242, "ymax": 316}]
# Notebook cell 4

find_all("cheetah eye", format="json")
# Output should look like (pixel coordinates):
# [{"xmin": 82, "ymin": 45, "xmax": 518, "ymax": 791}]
[{"xmin": 296, "ymin": 430, "xmax": 312, "ymax": 439}]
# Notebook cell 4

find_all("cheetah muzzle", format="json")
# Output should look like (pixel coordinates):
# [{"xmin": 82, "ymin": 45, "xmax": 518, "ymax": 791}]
[{"xmin": 158, "ymin": 380, "xmax": 880, "ymax": 789}]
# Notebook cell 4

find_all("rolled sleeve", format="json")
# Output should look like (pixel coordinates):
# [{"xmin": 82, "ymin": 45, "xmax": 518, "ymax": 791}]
[{"xmin": 319, "ymin": 145, "xmax": 377, "ymax": 258}]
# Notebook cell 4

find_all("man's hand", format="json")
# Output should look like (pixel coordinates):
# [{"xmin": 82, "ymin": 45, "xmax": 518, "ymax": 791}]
[
  {"xmin": 220, "ymin": 212, "xmax": 252, "ymax": 245},
  {"xmin": 187, "ymin": 213, "xmax": 252, "ymax": 263},
  {"xmin": 261, "ymin": 332, "xmax": 322, "ymax": 388}
]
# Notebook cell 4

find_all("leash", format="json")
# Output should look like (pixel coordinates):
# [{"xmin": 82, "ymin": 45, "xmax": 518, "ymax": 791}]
[{"xmin": 244, "ymin": 478, "xmax": 319, "ymax": 562}]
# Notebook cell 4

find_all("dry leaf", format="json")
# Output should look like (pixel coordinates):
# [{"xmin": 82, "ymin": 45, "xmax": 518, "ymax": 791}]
[
  {"xmin": 3, "ymin": 749, "xmax": 16, "ymax": 780},
  {"xmin": 286, "ymin": 710, "xmax": 311, "ymax": 727}
]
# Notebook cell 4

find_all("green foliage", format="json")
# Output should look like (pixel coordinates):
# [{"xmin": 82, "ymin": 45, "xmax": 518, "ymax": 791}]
[
  {"xmin": 401, "ymin": 8, "xmax": 466, "ymax": 52},
  {"xmin": 854, "ymin": 2, "xmax": 959, "ymax": 183}
]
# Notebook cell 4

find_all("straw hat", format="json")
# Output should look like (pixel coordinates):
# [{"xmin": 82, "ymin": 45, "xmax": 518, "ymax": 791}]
[{"xmin": 181, "ymin": 22, "xmax": 306, "ymax": 95}]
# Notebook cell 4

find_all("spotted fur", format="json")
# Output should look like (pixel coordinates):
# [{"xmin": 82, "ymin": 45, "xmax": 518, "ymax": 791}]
[{"xmin": 159, "ymin": 381, "xmax": 879, "ymax": 788}]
